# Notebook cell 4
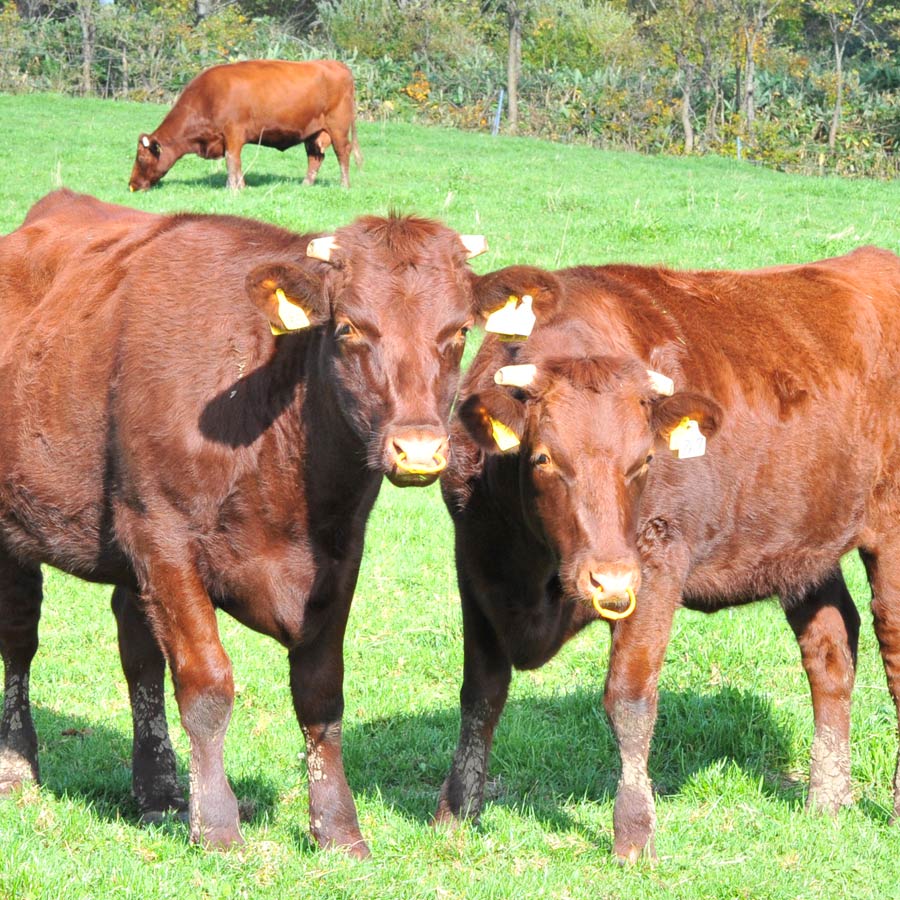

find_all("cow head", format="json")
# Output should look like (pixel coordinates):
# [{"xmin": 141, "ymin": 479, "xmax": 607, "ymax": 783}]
[
  {"xmin": 459, "ymin": 352, "xmax": 722, "ymax": 614},
  {"xmin": 129, "ymin": 134, "xmax": 168, "ymax": 191},
  {"xmin": 249, "ymin": 216, "xmax": 489, "ymax": 487}
]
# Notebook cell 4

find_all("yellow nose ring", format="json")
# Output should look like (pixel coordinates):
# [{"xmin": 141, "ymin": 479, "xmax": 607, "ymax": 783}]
[
  {"xmin": 592, "ymin": 585, "xmax": 637, "ymax": 621},
  {"xmin": 395, "ymin": 451, "xmax": 447, "ymax": 476}
]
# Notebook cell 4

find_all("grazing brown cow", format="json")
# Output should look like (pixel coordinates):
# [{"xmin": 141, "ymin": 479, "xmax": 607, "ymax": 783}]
[
  {"xmin": 128, "ymin": 59, "xmax": 363, "ymax": 191},
  {"xmin": 0, "ymin": 189, "xmax": 488, "ymax": 857},
  {"xmin": 435, "ymin": 250, "xmax": 900, "ymax": 860}
]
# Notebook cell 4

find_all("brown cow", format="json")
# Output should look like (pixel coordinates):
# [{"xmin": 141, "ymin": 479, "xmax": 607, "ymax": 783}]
[
  {"xmin": 0, "ymin": 188, "xmax": 488, "ymax": 857},
  {"xmin": 128, "ymin": 59, "xmax": 363, "ymax": 191},
  {"xmin": 435, "ymin": 250, "xmax": 900, "ymax": 860}
]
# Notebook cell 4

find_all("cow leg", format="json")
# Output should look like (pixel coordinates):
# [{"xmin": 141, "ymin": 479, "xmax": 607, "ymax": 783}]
[
  {"xmin": 303, "ymin": 133, "xmax": 327, "ymax": 186},
  {"xmin": 861, "ymin": 544, "xmax": 900, "ymax": 822},
  {"xmin": 604, "ymin": 588, "xmax": 677, "ymax": 863},
  {"xmin": 289, "ymin": 594, "xmax": 369, "ymax": 859},
  {"xmin": 0, "ymin": 554, "xmax": 42, "ymax": 793},
  {"xmin": 136, "ymin": 557, "xmax": 241, "ymax": 848},
  {"xmin": 111, "ymin": 586, "xmax": 185, "ymax": 820},
  {"xmin": 434, "ymin": 582, "xmax": 511, "ymax": 825},
  {"xmin": 330, "ymin": 132, "xmax": 352, "ymax": 188},
  {"xmin": 783, "ymin": 568, "xmax": 858, "ymax": 814},
  {"xmin": 224, "ymin": 132, "xmax": 245, "ymax": 190}
]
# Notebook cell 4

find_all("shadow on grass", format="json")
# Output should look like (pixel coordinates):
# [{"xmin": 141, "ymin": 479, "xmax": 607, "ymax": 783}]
[
  {"xmin": 25, "ymin": 706, "xmax": 279, "ymax": 836},
  {"xmin": 159, "ymin": 170, "xmax": 341, "ymax": 191},
  {"xmin": 343, "ymin": 685, "xmax": 805, "ymax": 842},
  {"xmin": 16, "ymin": 684, "xmax": 818, "ymax": 846}
]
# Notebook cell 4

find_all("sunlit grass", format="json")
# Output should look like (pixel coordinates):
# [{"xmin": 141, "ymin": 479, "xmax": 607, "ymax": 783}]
[{"xmin": 1, "ymin": 92, "xmax": 900, "ymax": 899}]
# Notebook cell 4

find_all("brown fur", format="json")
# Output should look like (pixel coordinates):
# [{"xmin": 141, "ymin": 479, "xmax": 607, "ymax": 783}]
[
  {"xmin": 437, "ymin": 249, "xmax": 900, "ymax": 857},
  {"xmin": 128, "ymin": 59, "xmax": 363, "ymax": 191},
  {"xmin": 0, "ymin": 189, "xmax": 487, "ymax": 857}
]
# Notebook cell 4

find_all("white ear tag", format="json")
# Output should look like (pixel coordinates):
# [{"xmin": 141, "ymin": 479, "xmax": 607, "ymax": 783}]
[
  {"xmin": 668, "ymin": 417, "xmax": 706, "ymax": 459},
  {"xmin": 484, "ymin": 295, "xmax": 536, "ymax": 341},
  {"xmin": 141, "ymin": 135, "xmax": 150, "ymax": 148},
  {"xmin": 274, "ymin": 288, "xmax": 310, "ymax": 331},
  {"xmin": 494, "ymin": 364, "xmax": 537, "ymax": 387}
]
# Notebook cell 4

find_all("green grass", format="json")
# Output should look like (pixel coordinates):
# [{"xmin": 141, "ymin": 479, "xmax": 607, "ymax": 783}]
[{"xmin": 2, "ymin": 91, "xmax": 900, "ymax": 900}]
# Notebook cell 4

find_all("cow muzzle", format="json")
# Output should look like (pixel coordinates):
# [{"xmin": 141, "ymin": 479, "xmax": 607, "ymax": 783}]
[
  {"xmin": 386, "ymin": 432, "xmax": 450, "ymax": 487},
  {"xmin": 580, "ymin": 564, "xmax": 640, "ymax": 621}
]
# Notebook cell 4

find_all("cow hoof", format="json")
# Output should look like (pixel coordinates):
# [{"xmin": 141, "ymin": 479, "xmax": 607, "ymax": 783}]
[
  {"xmin": 336, "ymin": 838, "xmax": 371, "ymax": 860},
  {"xmin": 196, "ymin": 824, "xmax": 245, "ymax": 850},
  {"xmin": 0, "ymin": 750, "xmax": 39, "ymax": 794},
  {"xmin": 614, "ymin": 835, "xmax": 657, "ymax": 866}
]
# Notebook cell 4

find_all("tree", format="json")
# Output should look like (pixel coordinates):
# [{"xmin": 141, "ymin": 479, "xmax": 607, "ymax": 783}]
[{"xmin": 812, "ymin": 0, "xmax": 873, "ymax": 149}]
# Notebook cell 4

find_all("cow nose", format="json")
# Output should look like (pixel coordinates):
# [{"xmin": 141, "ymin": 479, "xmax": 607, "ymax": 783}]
[
  {"xmin": 389, "ymin": 434, "xmax": 449, "ymax": 478},
  {"xmin": 581, "ymin": 563, "xmax": 640, "ymax": 620}
]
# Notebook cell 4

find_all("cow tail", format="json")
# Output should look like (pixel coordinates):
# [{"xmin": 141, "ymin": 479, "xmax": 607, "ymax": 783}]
[{"xmin": 351, "ymin": 115, "xmax": 363, "ymax": 170}]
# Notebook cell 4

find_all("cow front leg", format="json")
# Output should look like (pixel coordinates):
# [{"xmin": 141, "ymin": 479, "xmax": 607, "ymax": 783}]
[
  {"xmin": 330, "ymin": 133, "xmax": 352, "ymax": 188},
  {"xmin": 604, "ymin": 593, "xmax": 677, "ymax": 863},
  {"xmin": 784, "ymin": 568, "xmax": 858, "ymax": 813},
  {"xmin": 861, "ymin": 544, "xmax": 900, "ymax": 822},
  {"xmin": 0, "ymin": 555, "xmax": 42, "ymax": 793},
  {"xmin": 303, "ymin": 133, "xmax": 327, "ymax": 186},
  {"xmin": 434, "ymin": 584, "xmax": 511, "ymax": 825},
  {"xmin": 138, "ymin": 558, "xmax": 241, "ymax": 847},
  {"xmin": 111, "ymin": 586, "xmax": 185, "ymax": 820},
  {"xmin": 289, "ymin": 598, "xmax": 368, "ymax": 858}
]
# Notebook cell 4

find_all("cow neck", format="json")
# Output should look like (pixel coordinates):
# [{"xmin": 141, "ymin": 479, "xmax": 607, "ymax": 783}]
[
  {"xmin": 151, "ymin": 106, "xmax": 196, "ymax": 175},
  {"xmin": 298, "ymin": 335, "xmax": 380, "ymax": 514}
]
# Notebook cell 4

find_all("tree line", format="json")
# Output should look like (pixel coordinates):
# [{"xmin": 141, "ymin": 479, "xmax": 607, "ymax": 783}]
[{"xmin": 2, "ymin": 0, "xmax": 898, "ymax": 177}]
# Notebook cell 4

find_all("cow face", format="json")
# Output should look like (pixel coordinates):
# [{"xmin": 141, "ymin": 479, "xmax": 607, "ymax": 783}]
[
  {"xmin": 460, "ymin": 355, "xmax": 721, "ymax": 611},
  {"xmin": 129, "ymin": 134, "xmax": 166, "ymax": 191},
  {"xmin": 302, "ymin": 217, "xmax": 489, "ymax": 487}
]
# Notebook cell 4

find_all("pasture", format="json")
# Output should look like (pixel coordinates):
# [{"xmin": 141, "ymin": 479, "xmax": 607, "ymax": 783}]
[{"xmin": 2, "ymin": 91, "xmax": 900, "ymax": 900}]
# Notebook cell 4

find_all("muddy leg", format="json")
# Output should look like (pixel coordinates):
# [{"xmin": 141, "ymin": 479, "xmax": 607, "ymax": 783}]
[
  {"xmin": 136, "ymin": 557, "xmax": 241, "ymax": 848},
  {"xmin": 784, "ymin": 568, "xmax": 858, "ymax": 813},
  {"xmin": 604, "ymin": 590, "xmax": 677, "ymax": 863},
  {"xmin": 862, "ymin": 544, "xmax": 900, "ymax": 821},
  {"xmin": 112, "ymin": 585, "xmax": 185, "ymax": 819},
  {"xmin": 434, "ymin": 583, "xmax": 511, "ymax": 824},
  {"xmin": 224, "ymin": 132, "xmax": 245, "ymax": 190},
  {"xmin": 0, "ymin": 555, "xmax": 42, "ymax": 793},
  {"xmin": 290, "ymin": 593, "xmax": 368, "ymax": 858}
]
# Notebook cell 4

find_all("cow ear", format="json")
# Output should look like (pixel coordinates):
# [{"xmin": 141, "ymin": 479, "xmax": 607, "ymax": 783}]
[
  {"xmin": 246, "ymin": 263, "xmax": 328, "ymax": 335},
  {"xmin": 650, "ymin": 392, "xmax": 723, "ymax": 458},
  {"xmin": 473, "ymin": 266, "xmax": 563, "ymax": 340},
  {"xmin": 458, "ymin": 388, "xmax": 527, "ymax": 454},
  {"xmin": 139, "ymin": 134, "xmax": 161, "ymax": 158}
]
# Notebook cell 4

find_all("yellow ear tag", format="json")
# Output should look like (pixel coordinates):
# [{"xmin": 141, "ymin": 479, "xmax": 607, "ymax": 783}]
[
  {"xmin": 668, "ymin": 417, "xmax": 706, "ymax": 459},
  {"xmin": 489, "ymin": 417, "xmax": 521, "ymax": 452},
  {"xmin": 270, "ymin": 288, "xmax": 311, "ymax": 335},
  {"xmin": 484, "ymin": 295, "xmax": 536, "ymax": 341}
]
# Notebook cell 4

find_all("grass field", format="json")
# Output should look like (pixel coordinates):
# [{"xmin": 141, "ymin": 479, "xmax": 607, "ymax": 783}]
[{"xmin": 2, "ymin": 92, "xmax": 900, "ymax": 900}]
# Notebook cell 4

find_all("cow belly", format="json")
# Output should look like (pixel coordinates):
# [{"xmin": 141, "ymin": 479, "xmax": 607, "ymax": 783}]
[{"xmin": 255, "ymin": 129, "xmax": 304, "ymax": 152}]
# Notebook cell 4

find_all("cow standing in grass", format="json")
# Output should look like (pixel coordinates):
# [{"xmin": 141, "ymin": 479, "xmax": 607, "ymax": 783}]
[
  {"xmin": 128, "ymin": 59, "xmax": 363, "ymax": 191},
  {"xmin": 436, "ymin": 251, "xmax": 900, "ymax": 860},
  {"xmin": 0, "ymin": 188, "xmax": 487, "ymax": 857}
]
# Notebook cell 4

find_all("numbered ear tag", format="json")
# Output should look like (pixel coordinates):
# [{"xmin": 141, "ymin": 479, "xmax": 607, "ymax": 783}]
[
  {"xmin": 668, "ymin": 417, "xmax": 706, "ymax": 459},
  {"xmin": 489, "ymin": 417, "xmax": 521, "ymax": 451},
  {"xmin": 270, "ymin": 288, "xmax": 311, "ymax": 335},
  {"xmin": 484, "ymin": 295, "xmax": 536, "ymax": 341}
]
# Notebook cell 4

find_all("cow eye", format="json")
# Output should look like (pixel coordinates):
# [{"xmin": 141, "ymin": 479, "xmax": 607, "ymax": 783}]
[
  {"xmin": 459, "ymin": 324, "xmax": 470, "ymax": 339},
  {"xmin": 335, "ymin": 321, "xmax": 357, "ymax": 340},
  {"xmin": 532, "ymin": 452, "xmax": 551, "ymax": 468},
  {"xmin": 626, "ymin": 454, "xmax": 653, "ymax": 483}
]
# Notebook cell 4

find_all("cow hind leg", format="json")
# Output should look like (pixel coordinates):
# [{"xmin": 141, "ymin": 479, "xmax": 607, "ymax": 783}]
[
  {"xmin": 0, "ymin": 554, "xmax": 42, "ymax": 793},
  {"xmin": 223, "ymin": 133, "xmax": 245, "ymax": 190},
  {"xmin": 861, "ymin": 543, "xmax": 900, "ymax": 822},
  {"xmin": 302, "ymin": 133, "xmax": 327, "ymax": 186},
  {"xmin": 111, "ymin": 586, "xmax": 185, "ymax": 820},
  {"xmin": 783, "ymin": 568, "xmax": 858, "ymax": 814},
  {"xmin": 329, "ymin": 132, "xmax": 352, "ymax": 189}
]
